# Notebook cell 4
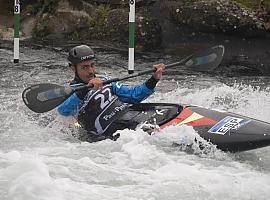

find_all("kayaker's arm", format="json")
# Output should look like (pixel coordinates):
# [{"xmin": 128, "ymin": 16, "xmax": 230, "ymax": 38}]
[
  {"xmin": 145, "ymin": 75, "xmax": 159, "ymax": 90},
  {"xmin": 57, "ymin": 93, "xmax": 82, "ymax": 116},
  {"xmin": 111, "ymin": 79, "xmax": 159, "ymax": 104},
  {"xmin": 110, "ymin": 63, "xmax": 164, "ymax": 104}
]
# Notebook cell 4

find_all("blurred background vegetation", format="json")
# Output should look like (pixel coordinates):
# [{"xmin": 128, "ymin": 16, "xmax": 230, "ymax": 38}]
[{"xmin": 1, "ymin": 0, "xmax": 270, "ymax": 17}]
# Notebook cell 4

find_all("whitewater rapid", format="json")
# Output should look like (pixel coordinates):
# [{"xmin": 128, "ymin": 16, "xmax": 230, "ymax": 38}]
[{"xmin": 0, "ymin": 45, "xmax": 270, "ymax": 200}]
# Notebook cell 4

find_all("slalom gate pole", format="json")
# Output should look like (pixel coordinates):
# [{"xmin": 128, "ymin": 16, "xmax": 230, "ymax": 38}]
[
  {"xmin": 14, "ymin": 0, "xmax": 20, "ymax": 63},
  {"xmin": 128, "ymin": 0, "xmax": 135, "ymax": 74}
]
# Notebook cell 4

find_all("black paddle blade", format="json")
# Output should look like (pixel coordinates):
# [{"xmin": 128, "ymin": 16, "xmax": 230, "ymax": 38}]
[
  {"xmin": 22, "ymin": 83, "xmax": 72, "ymax": 113},
  {"xmin": 186, "ymin": 45, "xmax": 224, "ymax": 72}
]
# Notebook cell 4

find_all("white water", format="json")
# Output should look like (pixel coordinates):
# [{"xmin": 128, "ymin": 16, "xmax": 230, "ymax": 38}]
[{"xmin": 1, "ymin": 46, "xmax": 270, "ymax": 200}]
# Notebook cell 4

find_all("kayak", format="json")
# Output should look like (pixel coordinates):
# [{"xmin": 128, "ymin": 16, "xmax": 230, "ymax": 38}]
[{"xmin": 102, "ymin": 103, "xmax": 270, "ymax": 152}]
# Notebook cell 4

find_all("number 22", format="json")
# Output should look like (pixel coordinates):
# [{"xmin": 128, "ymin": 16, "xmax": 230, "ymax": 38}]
[{"xmin": 94, "ymin": 88, "xmax": 114, "ymax": 109}]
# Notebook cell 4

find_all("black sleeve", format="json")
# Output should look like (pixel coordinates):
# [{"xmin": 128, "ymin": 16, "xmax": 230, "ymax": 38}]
[
  {"xmin": 75, "ymin": 88, "xmax": 89, "ymax": 100},
  {"xmin": 70, "ymin": 77, "xmax": 89, "ymax": 100},
  {"xmin": 145, "ymin": 75, "xmax": 159, "ymax": 90}
]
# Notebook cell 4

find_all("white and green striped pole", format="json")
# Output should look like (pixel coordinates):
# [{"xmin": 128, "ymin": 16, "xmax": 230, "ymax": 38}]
[
  {"xmin": 128, "ymin": 0, "xmax": 135, "ymax": 74},
  {"xmin": 14, "ymin": 0, "xmax": 20, "ymax": 63}
]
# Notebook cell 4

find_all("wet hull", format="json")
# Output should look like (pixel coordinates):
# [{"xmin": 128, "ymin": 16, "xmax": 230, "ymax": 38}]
[{"xmin": 159, "ymin": 105, "xmax": 270, "ymax": 152}]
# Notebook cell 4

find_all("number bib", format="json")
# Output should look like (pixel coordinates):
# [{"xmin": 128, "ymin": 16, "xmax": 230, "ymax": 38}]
[{"xmin": 78, "ymin": 84, "xmax": 128, "ymax": 135}]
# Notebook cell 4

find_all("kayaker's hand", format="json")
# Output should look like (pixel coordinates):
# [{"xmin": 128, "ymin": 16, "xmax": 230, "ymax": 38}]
[
  {"xmin": 153, "ymin": 63, "xmax": 165, "ymax": 80},
  {"xmin": 88, "ymin": 78, "xmax": 103, "ymax": 90}
]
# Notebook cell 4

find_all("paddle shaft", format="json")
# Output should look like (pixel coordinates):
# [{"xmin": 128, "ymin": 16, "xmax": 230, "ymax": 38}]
[{"xmin": 73, "ymin": 55, "xmax": 192, "ymax": 92}]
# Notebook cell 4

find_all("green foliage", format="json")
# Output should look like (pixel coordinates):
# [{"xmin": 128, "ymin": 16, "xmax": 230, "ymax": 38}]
[
  {"xmin": 264, "ymin": 0, "xmax": 270, "ymax": 11},
  {"xmin": 25, "ymin": 0, "xmax": 60, "ymax": 15},
  {"xmin": 182, "ymin": 0, "xmax": 270, "ymax": 12},
  {"xmin": 43, "ymin": 0, "xmax": 60, "ymax": 14},
  {"xmin": 89, "ymin": 4, "xmax": 111, "ymax": 38},
  {"xmin": 25, "ymin": 0, "xmax": 60, "ymax": 39},
  {"xmin": 0, "ymin": 27, "xmax": 14, "ymax": 39},
  {"xmin": 32, "ymin": 16, "xmax": 53, "ymax": 38},
  {"xmin": 0, "ymin": 27, "xmax": 10, "ymax": 38},
  {"xmin": 70, "ymin": 30, "xmax": 81, "ymax": 40},
  {"xmin": 182, "ymin": 0, "xmax": 197, "ymax": 5},
  {"xmin": 1, "ymin": 27, "xmax": 9, "ymax": 32},
  {"xmin": 67, "ymin": 0, "xmax": 84, "ymax": 10},
  {"xmin": 32, "ymin": 24, "xmax": 52, "ymax": 38},
  {"xmin": 26, "ymin": 4, "xmax": 41, "ymax": 15},
  {"xmin": 232, "ymin": 0, "xmax": 270, "ymax": 11},
  {"xmin": 233, "ymin": 0, "xmax": 258, "ymax": 10}
]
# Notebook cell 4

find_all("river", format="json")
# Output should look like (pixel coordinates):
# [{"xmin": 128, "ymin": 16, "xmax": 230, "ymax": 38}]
[{"xmin": 0, "ymin": 42, "xmax": 270, "ymax": 200}]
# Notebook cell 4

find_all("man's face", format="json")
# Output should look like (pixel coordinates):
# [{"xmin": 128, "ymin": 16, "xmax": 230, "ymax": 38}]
[{"xmin": 74, "ymin": 60, "xmax": 96, "ymax": 83}]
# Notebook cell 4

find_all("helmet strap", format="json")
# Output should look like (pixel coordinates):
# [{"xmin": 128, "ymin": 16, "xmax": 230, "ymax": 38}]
[{"xmin": 72, "ymin": 64, "xmax": 87, "ymax": 84}]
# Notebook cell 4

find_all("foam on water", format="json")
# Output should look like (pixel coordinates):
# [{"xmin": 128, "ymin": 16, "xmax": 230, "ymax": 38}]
[
  {"xmin": 1, "ymin": 125, "xmax": 270, "ymax": 200},
  {"xmin": 151, "ymin": 82, "xmax": 270, "ymax": 122}
]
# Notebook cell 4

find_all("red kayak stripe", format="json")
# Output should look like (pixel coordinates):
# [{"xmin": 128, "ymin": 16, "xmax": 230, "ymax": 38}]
[
  {"xmin": 185, "ymin": 117, "xmax": 217, "ymax": 126},
  {"xmin": 160, "ymin": 107, "xmax": 217, "ymax": 129},
  {"xmin": 160, "ymin": 107, "xmax": 193, "ymax": 128}
]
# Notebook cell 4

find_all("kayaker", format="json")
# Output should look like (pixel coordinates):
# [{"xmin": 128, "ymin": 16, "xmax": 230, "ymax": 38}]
[{"xmin": 57, "ymin": 45, "xmax": 165, "ymax": 142}]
